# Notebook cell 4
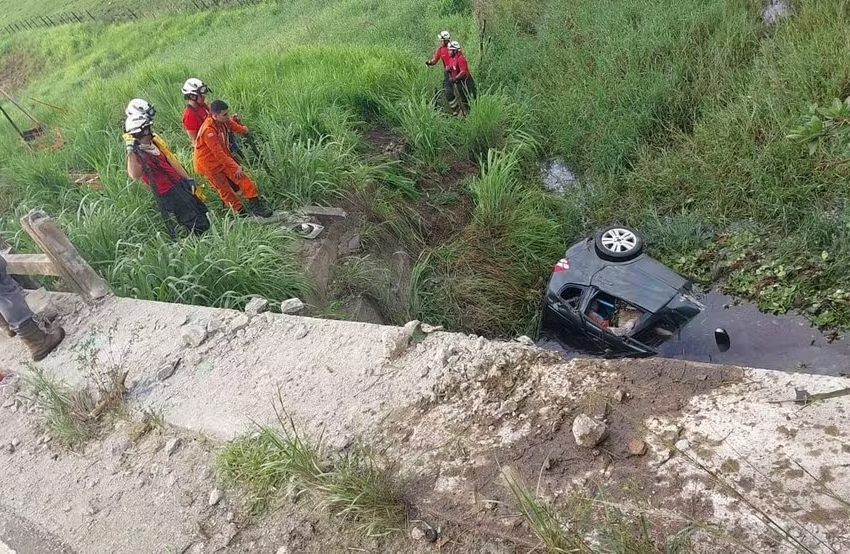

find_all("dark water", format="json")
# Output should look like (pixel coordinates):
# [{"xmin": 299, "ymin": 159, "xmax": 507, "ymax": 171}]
[{"xmin": 539, "ymin": 292, "xmax": 850, "ymax": 376}]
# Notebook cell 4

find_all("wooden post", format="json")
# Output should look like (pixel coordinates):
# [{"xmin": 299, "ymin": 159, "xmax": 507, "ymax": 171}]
[
  {"xmin": 19, "ymin": 210, "xmax": 110, "ymax": 301},
  {"xmin": 0, "ymin": 234, "xmax": 41, "ymax": 289}
]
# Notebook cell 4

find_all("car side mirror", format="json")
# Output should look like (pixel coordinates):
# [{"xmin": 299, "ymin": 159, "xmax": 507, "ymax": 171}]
[{"xmin": 714, "ymin": 328, "xmax": 731, "ymax": 352}]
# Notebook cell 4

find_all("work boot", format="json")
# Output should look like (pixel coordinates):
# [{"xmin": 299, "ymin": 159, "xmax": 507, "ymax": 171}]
[
  {"xmin": 0, "ymin": 314, "xmax": 15, "ymax": 337},
  {"xmin": 16, "ymin": 318, "xmax": 65, "ymax": 362},
  {"xmin": 247, "ymin": 197, "xmax": 273, "ymax": 218}
]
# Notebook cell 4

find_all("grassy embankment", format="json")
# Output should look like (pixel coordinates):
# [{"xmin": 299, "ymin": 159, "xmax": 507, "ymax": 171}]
[{"xmin": 1, "ymin": 0, "xmax": 850, "ymax": 333}]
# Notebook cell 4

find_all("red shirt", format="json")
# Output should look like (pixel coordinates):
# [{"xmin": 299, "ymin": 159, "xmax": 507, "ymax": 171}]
[
  {"xmin": 136, "ymin": 150, "xmax": 182, "ymax": 195},
  {"xmin": 447, "ymin": 53, "xmax": 470, "ymax": 80},
  {"xmin": 182, "ymin": 102, "xmax": 211, "ymax": 135},
  {"xmin": 432, "ymin": 46, "xmax": 451, "ymax": 68}
]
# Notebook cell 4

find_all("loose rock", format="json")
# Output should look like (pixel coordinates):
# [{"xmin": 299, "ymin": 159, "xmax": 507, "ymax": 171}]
[
  {"xmin": 181, "ymin": 325, "xmax": 208, "ymax": 348},
  {"xmin": 164, "ymin": 438, "xmax": 181, "ymax": 456},
  {"xmin": 516, "ymin": 335, "xmax": 535, "ymax": 346},
  {"xmin": 229, "ymin": 315, "xmax": 250, "ymax": 334},
  {"xmin": 627, "ymin": 439, "xmax": 647, "ymax": 456},
  {"xmin": 410, "ymin": 527, "xmax": 425, "ymax": 541},
  {"xmin": 208, "ymin": 488, "xmax": 223, "ymax": 507},
  {"xmin": 11, "ymin": 438, "xmax": 20, "ymax": 447},
  {"xmin": 613, "ymin": 389, "xmax": 625, "ymax": 403},
  {"xmin": 276, "ymin": 547, "xmax": 290, "ymax": 554},
  {"xmin": 244, "ymin": 297, "xmax": 270, "ymax": 316},
  {"xmin": 572, "ymin": 414, "xmax": 608, "ymax": 448},
  {"xmin": 280, "ymin": 298, "xmax": 306, "ymax": 314},
  {"xmin": 675, "ymin": 439, "xmax": 690, "ymax": 451},
  {"xmin": 206, "ymin": 318, "xmax": 223, "ymax": 334},
  {"xmin": 157, "ymin": 359, "xmax": 180, "ymax": 381}
]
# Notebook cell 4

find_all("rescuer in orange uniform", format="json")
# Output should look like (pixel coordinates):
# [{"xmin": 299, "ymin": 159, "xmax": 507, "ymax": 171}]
[{"xmin": 193, "ymin": 99, "xmax": 273, "ymax": 217}]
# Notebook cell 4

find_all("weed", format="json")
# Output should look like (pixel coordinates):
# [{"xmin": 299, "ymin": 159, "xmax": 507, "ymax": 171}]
[
  {"xmin": 24, "ymin": 365, "xmax": 127, "ymax": 447},
  {"xmin": 218, "ymin": 392, "xmax": 407, "ymax": 535}
]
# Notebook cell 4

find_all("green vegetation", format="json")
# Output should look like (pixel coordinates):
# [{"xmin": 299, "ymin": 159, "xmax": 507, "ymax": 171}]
[
  {"xmin": 217, "ymin": 400, "xmax": 407, "ymax": 536},
  {"xmin": 2, "ymin": 0, "xmax": 850, "ymax": 332},
  {"xmin": 25, "ymin": 365, "xmax": 127, "ymax": 447},
  {"xmin": 503, "ymin": 467, "xmax": 695, "ymax": 553}
]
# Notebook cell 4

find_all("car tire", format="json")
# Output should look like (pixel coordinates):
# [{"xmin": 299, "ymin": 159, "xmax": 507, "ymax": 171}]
[{"xmin": 594, "ymin": 226, "xmax": 644, "ymax": 261}]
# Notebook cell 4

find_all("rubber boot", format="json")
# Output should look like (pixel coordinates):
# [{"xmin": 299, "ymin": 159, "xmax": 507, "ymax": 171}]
[
  {"xmin": 16, "ymin": 318, "xmax": 65, "ymax": 362},
  {"xmin": 0, "ymin": 314, "xmax": 15, "ymax": 337},
  {"xmin": 247, "ymin": 197, "xmax": 273, "ymax": 218}
]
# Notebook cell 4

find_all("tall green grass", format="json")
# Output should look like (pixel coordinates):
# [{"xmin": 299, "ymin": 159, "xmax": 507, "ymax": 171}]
[{"xmin": 3, "ymin": 0, "xmax": 850, "ymax": 332}]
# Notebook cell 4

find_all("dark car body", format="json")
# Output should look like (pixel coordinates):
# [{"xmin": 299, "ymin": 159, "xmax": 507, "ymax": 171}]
[{"xmin": 540, "ymin": 237, "xmax": 704, "ymax": 357}]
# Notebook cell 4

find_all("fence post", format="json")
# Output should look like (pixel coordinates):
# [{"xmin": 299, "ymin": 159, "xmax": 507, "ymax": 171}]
[{"xmin": 19, "ymin": 210, "xmax": 111, "ymax": 302}]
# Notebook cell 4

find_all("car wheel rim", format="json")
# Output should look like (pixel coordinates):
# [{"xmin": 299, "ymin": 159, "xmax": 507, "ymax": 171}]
[{"xmin": 601, "ymin": 228, "xmax": 637, "ymax": 254}]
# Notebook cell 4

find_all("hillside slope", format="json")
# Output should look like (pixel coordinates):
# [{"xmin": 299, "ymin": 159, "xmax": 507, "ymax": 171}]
[{"xmin": 1, "ymin": 0, "xmax": 849, "ymax": 335}]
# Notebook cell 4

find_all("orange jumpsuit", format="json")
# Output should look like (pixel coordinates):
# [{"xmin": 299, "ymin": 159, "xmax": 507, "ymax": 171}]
[{"xmin": 193, "ymin": 116, "xmax": 258, "ymax": 213}]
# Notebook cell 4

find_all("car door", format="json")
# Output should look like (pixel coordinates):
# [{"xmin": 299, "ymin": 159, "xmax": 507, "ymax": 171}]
[{"xmin": 544, "ymin": 285, "xmax": 603, "ymax": 352}]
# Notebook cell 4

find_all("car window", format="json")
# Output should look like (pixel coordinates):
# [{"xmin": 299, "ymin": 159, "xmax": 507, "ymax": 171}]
[
  {"xmin": 585, "ymin": 292, "xmax": 647, "ymax": 336},
  {"xmin": 559, "ymin": 285, "xmax": 584, "ymax": 310}
]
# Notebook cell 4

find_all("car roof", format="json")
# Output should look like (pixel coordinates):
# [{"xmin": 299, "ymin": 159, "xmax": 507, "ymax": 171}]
[{"xmin": 590, "ymin": 256, "xmax": 688, "ymax": 313}]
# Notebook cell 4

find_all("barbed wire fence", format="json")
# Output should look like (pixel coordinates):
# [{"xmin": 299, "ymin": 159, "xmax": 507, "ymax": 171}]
[{"xmin": 0, "ymin": 0, "xmax": 265, "ymax": 35}]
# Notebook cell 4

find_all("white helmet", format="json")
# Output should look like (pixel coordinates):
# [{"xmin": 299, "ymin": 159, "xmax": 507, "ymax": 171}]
[
  {"xmin": 438, "ymin": 31, "xmax": 451, "ymax": 41},
  {"xmin": 124, "ymin": 114, "xmax": 152, "ymax": 135},
  {"xmin": 125, "ymin": 98, "xmax": 155, "ymax": 118},
  {"xmin": 448, "ymin": 40, "xmax": 461, "ymax": 51},
  {"xmin": 181, "ymin": 77, "xmax": 210, "ymax": 97}
]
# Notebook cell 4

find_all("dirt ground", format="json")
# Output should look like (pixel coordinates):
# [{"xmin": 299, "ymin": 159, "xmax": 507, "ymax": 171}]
[{"xmin": 2, "ymin": 292, "xmax": 849, "ymax": 553}]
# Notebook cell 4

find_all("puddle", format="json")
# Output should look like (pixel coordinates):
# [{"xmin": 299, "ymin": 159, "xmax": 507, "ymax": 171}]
[
  {"xmin": 539, "ymin": 292, "xmax": 850, "ymax": 376},
  {"xmin": 540, "ymin": 159, "xmax": 579, "ymax": 193}
]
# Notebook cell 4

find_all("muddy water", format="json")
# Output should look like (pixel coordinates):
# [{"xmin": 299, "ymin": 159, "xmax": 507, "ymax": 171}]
[{"xmin": 540, "ymin": 292, "xmax": 850, "ymax": 376}]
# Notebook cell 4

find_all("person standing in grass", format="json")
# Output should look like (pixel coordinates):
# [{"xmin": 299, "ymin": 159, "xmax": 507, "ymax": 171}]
[
  {"xmin": 124, "ymin": 114, "xmax": 211, "ymax": 235},
  {"xmin": 193, "ymin": 100, "xmax": 273, "ymax": 218},
  {"xmin": 181, "ymin": 78, "xmax": 212, "ymax": 142},
  {"xmin": 0, "ymin": 257, "xmax": 66, "ymax": 361},
  {"xmin": 447, "ymin": 41, "xmax": 476, "ymax": 116},
  {"xmin": 426, "ymin": 31, "xmax": 454, "ymax": 106}
]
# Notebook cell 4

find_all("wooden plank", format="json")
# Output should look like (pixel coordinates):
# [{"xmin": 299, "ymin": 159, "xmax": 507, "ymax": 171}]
[
  {"xmin": 2, "ymin": 253, "xmax": 59, "ymax": 276},
  {"xmin": 0, "ymin": 235, "xmax": 41, "ymax": 289},
  {"xmin": 20, "ymin": 210, "xmax": 110, "ymax": 301}
]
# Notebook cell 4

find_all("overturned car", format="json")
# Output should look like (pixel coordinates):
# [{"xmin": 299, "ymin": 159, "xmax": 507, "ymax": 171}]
[{"xmin": 540, "ymin": 226, "xmax": 729, "ymax": 358}]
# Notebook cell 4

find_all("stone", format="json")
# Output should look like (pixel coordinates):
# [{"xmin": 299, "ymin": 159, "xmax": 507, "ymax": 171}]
[
  {"xmin": 291, "ymin": 325, "xmax": 309, "ymax": 339},
  {"xmin": 206, "ymin": 318, "xmax": 223, "ymax": 334},
  {"xmin": 497, "ymin": 399, "xmax": 518, "ymax": 417},
  {"xmin": 613, "ymin": 389, "xmax": 625, "ymax": 403},
  {"xmin": 302, "ymin": 205, "xmax": 347, "ymax": 219},
  {"xmin": 572, "ymin": 414, "xmax": 608, "ymax": 448},
  {"xmin": 675, "ymin": 439, "xmax": 690, "ymax": 451},
  {"xmin": 164, "ymin": 438, "xmax": 181, "ymax": 456},
  {"xmin": 421, "ymin": 324, "xmax": 444, "ymax": 333},
  {"xmin": 225, "ymin": 511, "xmax": 235, "ymax": 522},
  {"xmin": 244, "ymin": 297, "xmax": 270, "ymax": 316},
  {"xmin": 229, "ymin": 315, "xmax": 250, "ymax": 334},
  {"xmin": 181, "ymin": 325, "xmax": 208, "ymax": 348},
  {"xmin": 11, "ymin": 438, "xmax": 20, "ymax": 447},
  {"xmin": 346, "ymin": 234, "xmax": 361, "ymax": 254},
  {"xmin": 157, "ymin": 359, "xmax": 180, "ymax": 381},
  {"xmin": 280, "ymin": 298, "xmax": 306, "ymax": 314},
  {"xmin": 516, "ymin": 335, "xmax": 535, "ymax": 346},
  {"xmin": 276, "ymin": 547, "xmax": 290, "ymax": 554},
  {"xmin": 403, "ymin": 320, "xmax": 422, "ymax": 340},
  {"xmin": 5, "ymin": 442, "xmax": 14, "ymax": 454},
  {"xmin": 627, "ymin": 439, "xmax": 647, "ymax": 456},
  {"xmin": 410, "ymin": 527, "xmax": 425, "ymax": 541},
  {"xmin": 179, "ymin": 490, "xmax": 195, "ymax": 507},
  {"xmin": 208, "ymin": 488, "xmax": 223, "ymax": 507}
]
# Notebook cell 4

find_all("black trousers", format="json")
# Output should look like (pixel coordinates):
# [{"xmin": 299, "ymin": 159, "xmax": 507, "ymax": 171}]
[
  {"xmin": 160, "ymin": 180, "xmax": 210, "ymax": 235},
  {"xmin": 451, "ymin": 77, "xmax": 477, "ymax": 114}
]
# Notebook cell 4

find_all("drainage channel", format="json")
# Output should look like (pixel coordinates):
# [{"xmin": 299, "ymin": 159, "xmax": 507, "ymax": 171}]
[{"xmin": 539, "ymin": 291, "xmax": 850, "ymax": 376}]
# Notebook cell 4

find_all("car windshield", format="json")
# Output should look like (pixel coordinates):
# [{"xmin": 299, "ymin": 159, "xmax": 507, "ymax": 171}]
[{"xmin": 585, "ymin": 292, "xmax": 648, "ymax": 337}]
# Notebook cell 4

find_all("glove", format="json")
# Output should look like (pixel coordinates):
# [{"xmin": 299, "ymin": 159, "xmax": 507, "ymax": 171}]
[{"xmin": 123, "ymin": 133, "xmax": 137, "ymax": 152}]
